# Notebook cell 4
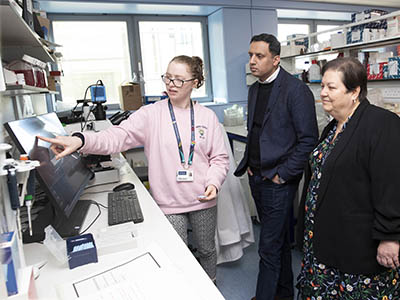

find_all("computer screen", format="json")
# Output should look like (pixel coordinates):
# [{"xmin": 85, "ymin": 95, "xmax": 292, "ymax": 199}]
[{"xmin": 4, "ymin": 113, "xmax": 93, "ymax": 236}]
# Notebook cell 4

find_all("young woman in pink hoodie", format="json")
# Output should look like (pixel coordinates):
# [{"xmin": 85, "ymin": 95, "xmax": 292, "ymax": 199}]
[{"xmin": 39, "ymin": 55, "xmax": 229, "ymax": 282}]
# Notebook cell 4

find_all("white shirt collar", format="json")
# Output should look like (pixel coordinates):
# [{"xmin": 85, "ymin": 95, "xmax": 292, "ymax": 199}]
[{"xmin": 259, "ymin": 66, "xmax": 280, "ymax": 84}]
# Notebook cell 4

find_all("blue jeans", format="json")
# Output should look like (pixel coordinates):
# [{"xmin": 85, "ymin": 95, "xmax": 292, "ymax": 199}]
[{"xmin": 249, "ymin": 175, "xmax": 297, "ymax": 300}]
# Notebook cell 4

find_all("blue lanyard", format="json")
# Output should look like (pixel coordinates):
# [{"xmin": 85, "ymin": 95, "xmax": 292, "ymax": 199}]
[{"xmin": 168, "ymin": 99, "xmax": 195, "ymax": 168}]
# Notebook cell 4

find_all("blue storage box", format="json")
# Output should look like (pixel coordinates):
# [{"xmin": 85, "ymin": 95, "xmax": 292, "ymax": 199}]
[
  {"xmin": 145, "ymin": 94, "xmax": 168, "ymax": 104},
  {"xmin": 1, "ymin": 232, "xmax": 20, "ymax": 296},
  {"xmin": 347, "ymin": 26, "xmax": 364, "ymax": 44},
  {"xmin": 388, "ymin": 57, "xmax": 400, "ymax": 79},
  {"xmin": 66, "ymin": 233, "xmax": 98, "ymax": 269}
]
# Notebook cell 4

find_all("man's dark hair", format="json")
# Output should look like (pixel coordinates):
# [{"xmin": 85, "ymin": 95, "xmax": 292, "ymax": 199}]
[
  {"xmin": 250, "ymin": 33, "xmax": 281, "ymax": 56},
  {"xmin": 322, "ymin": 57, "xmax": 368, "ymax": 102}
]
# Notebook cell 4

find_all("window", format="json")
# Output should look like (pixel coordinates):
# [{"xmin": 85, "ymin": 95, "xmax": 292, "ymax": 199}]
[
  {"xmin": 278, "ymin": 23, "xmax": 310, "ymax": 71},
  {"xmin": 135, "ymin": 17, "xmax": 211, "ymax": 101},
  {"xmin": 317, "ymin": 24, "xmax": 340, "ymax": 43},
  {"xmin": 278, "ymin": 19, "xmax": 346, "ymax": 71},
  {"xmin": 52, "ymin": 20, "xmax": 132, "ymax": 107},
  {"xmin": 278, "ymin": 23, "xmax": 310, "ymax": 43}
]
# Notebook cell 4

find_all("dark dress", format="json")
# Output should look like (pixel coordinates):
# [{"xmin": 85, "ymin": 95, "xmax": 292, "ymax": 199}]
[{"xmin": 296, "ymin": 120, "xmax": 400, "ymax": 300}]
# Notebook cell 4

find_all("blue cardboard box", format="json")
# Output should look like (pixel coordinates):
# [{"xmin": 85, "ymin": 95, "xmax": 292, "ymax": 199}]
[
  {"xmin": 1, "ymin": 232, "xmax": 20, "ymax": 296},
  {"xmin": 144, "ymin": 94, "xmax": 168, "ymax": 105},
  {"xmin": 347, "ymin": 26, "xmax": 364, "ymax": 44},
  {"xmin": 388, "ymin": 57, "xmax": 400, "ymax": 79},
  {"xmin": 67, "ymin": 233, "xmax": 98, "ymax": 269}
]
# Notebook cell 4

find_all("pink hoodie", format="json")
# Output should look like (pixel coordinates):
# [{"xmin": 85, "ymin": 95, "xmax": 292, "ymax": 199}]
[{"xmin": 80, "ymin": 100, "xmax": 229, "ymax": 214}]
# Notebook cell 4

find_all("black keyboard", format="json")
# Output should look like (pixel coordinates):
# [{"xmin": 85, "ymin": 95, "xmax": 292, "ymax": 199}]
[{"xmin": 108, "ymin": 190, "xmax": 144, "ymax": 226}]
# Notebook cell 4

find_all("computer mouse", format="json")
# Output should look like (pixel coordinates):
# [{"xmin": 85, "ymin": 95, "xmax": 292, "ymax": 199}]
[{"xmin": 113, "ymin": 182, "xmax": 135, "ymax": 192}]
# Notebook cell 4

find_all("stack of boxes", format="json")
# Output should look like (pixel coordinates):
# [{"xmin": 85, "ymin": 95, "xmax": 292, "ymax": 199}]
[
  {"xmin": 347, "ymin": 9, "xmax": 388, "ymax": 45},
  {"xmin": 281, "ymin": 34, "xmax": 309, "ymax": 56},
  {"xmin": 366, "ymin": 50, "xmax": 400, "ymax": 80}
]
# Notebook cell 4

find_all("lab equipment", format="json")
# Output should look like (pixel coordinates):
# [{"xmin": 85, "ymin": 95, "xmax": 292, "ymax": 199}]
[
  {"xmin": 0, "ymin": 232, "xmax": 21, "ymax": 296},
  {"xmin": 42, "ymin": 225, "xmax": 67, "ymax": 265},
  {"xmin": 108, "ymin": 190, "xmax": 144, "ymax": 226},
  {"xmin": 112, "ymin": 182, "xmax": 135, "ymax": 192},
  {"xmin": 4, "ymin": 113, "xmax": 93, "ymax": 242},
  {"xmin": 66, "ymin": 233, "xmax": 98, "ymax": 269},
  {"xmin": 0, "ymin": 144, "xmax": 40, "ymax": 238}
]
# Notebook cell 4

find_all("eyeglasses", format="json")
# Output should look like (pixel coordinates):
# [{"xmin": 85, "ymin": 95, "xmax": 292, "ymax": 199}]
[{"xmin": 161, "ymin": 74, "xmax": 195, "ymax": 88}]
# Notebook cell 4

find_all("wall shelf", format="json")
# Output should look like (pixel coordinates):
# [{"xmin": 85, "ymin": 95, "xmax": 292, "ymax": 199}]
[
  {"xmin": 307, "ymin": 78, "xmax": 400, "ymax": 85},
  {"xmin": 0, "ymin": 0, "xmax": 55, "ymax": 63},
  {"xmin": 281, "ymin": 36, "xmax": 400, "ymax": 59},
  {"xmin": 1, "ymin": 85, "xmax": 58, "ymax": 97}
]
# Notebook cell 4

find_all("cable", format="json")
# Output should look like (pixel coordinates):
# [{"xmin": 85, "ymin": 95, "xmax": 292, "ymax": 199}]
[
  {"xmin": 80, "ymin": 80, "xmax": 104, "ymax": 131},
  {"xmin": 81, "ymin": 189, "xmax": 113, "ymax": 196},
  {"xmin": 79, "ymin": 200, "xmax": 102, "ymax": 234},
  {"xmin": 80, "ymin": 104, "xmax": 96, "ymax": 132},
  {"xmin": 79, "ymin": 199, "xmax": 108, "ymax": 209},
  {"xmin": 95, "ymin": 202, "xmax": 108, "ymax": 209}
]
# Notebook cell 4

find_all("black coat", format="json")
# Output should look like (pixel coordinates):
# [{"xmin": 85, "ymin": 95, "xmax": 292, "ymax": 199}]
[
  {"xmin": 234, "ymin": 68, "xmax": 318, "ymax": 181},
  {"xmin": 297, "ymin": 99, "xmax": 400, "ymax": 275}
]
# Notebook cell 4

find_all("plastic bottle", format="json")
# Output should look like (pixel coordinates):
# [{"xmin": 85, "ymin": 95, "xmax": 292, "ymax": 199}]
[{"xmin": 309, "ymin": 59, "xmax": 322, "ymax": 83}]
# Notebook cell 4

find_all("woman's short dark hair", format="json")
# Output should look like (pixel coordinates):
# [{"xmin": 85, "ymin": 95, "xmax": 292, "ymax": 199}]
[
  {"xmin": 170, "ymin": 55, "xmax": 204, "ymax": 88},
  {"xmin": 250, "ymin": 33, "xmax": 281, "ymax": 56},
  {"xmin": 321, "ymin": 57, "xmax": 368, "ymax": 102}
]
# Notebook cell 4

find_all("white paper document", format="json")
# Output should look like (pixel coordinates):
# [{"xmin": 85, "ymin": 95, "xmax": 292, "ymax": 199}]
[{"xmin": 57, "ymin": 244, "xmax": 206, "ymax": 300}]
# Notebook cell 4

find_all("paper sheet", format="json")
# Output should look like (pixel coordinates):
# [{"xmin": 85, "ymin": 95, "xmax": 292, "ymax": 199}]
[{"xmin": 56, "ymin": 243, "xmax": 207, "ymax": 300}]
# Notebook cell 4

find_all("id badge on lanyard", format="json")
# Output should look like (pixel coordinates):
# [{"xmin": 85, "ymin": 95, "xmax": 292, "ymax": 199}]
[
  {"xmin": 168, "ymin": 99, "xmax": 195, "ymax": 182},
  {"xmin": 176, "ymin": 169, "xmax": 194, "ymax": 182}
]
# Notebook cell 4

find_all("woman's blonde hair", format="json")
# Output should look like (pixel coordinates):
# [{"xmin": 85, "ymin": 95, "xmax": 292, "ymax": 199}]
[{"xmin": 170, "ymin": 55, "xmax": 204, "ymax": 88}]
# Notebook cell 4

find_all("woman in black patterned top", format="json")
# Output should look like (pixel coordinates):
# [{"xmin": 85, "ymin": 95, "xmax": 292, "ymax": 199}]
[{"xmin": 296, "ymin": 57, "xmax": 400, "ymax": 300}]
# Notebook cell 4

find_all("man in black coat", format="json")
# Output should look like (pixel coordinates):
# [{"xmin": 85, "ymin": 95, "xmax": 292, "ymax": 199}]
[{"xmin": 234, "ymin": 33, "xmax": 318, "ymax": 300}]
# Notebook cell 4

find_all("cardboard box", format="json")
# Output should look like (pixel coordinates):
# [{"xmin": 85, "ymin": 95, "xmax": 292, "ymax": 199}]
[
  {"xmin": 144, "ymin": 95, "xmax": 168, "ymax": 104},
  {"xmin": 281, "ymin": 44, "xmax": 304, "ymax": 57},
  {"xmin": 119, "ymin": 83, "xmax": 142, "ymax": 110},
  {"xmin": 286, "ymin": 34, "xmax": 309, "ymax": 49},
  {"xmin": 387, "ymin": 16, "xmax": 400, "ymax": 37},
  {"xmin": 330, "ymin": 32, "xmax": 346, "ymax": 48},
  {"xmin": 347, "ymin": 27, "xmax": 363, "ymax": 44},
  {"xmin": 388, "ymin": 57, "xmax": 400, "ymax": 79},
  {"xmin": 66, "ymin": 234, "xmax": 98, "ymax": 270},
  {"xmin": 367, "ymin": 62, "xmax": 385, "ymax": 80},
  {"xmin": 47, "ymin": 75, "xmax": 57, "ymax": 91},
  {"xmin": 36, "ymin": 15, "xmax": 50, "ymax": 39}
]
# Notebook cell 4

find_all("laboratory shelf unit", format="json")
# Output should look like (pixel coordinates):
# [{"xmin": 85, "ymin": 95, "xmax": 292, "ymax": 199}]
[
  {"xmin": 0, "ymin": 0, "xmax": 55, "ymax": 63},
  {"xmin": 1, "ymin": 85, "xmax": 59, "ymax": 97}
]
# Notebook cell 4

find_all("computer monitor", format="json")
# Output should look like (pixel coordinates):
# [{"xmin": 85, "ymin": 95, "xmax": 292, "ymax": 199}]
[{"xmin": 4, "ymin": 113, "xmax": 93, "ymax": 242}]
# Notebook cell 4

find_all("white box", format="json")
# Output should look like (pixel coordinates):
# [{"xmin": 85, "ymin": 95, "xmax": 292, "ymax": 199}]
[
  {"xmin": 281, "ymin": 45, "xmax": 291, "ymax": 57},
  {"xmin": 93, "ymin": 223, "xmax": 138, "ymax": 256},
  {"xmin": 362, "ymin": 29, "xmax": 372, "ymax": 42},
  {"xmin": 87, "ymin": 167, "xmax": 120, "ymax": 187},
  {"xmin": 387, "ymin": 16, "xmax": 400, "ymax": 37},
  {"xmin": 3, "ymin": 68, "xmax": 18, "ymax": 85},
  {"xmin": 281, "ymin": 44, "xmax": 304, "ymax": 57}
]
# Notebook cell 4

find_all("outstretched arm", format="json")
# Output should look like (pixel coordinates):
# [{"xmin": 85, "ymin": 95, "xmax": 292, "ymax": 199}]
[{"xmin": 37, "ymin": 135, "xmax": 82, "ymax": 160}]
